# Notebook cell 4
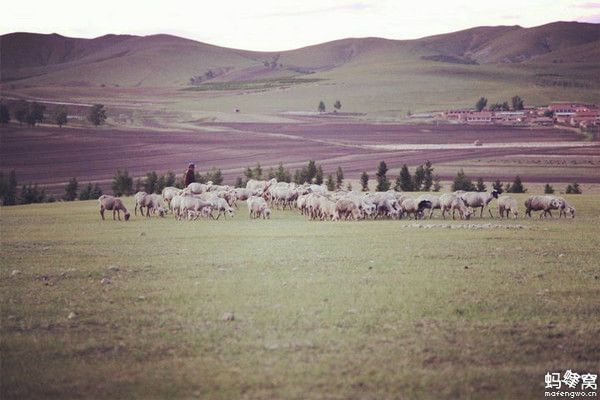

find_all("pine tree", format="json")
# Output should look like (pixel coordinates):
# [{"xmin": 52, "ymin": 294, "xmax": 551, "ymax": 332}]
[
  {"xmin": 492, "ymin": 179, "xmax": 504, "ymax": 194},
  {"xmin": 318, "ymin": 101, "xmax": 326, "ymax": 113},
  {"xmin": 422, "ymin": 160, "xmax": 434, "ymax": 191},
  {"xmin": 326, "ymin": 174, "xmax": 335, "ymax": 191},
  {"xmin": 375, "ymin": 161, "xmax": 390, "ymax": 191},
  {"xmin": 0, "ymin": 170, "xmax": 19, "ymax": 205},
  {"xmin": 335, "ymin": 166, "xmax": 344, "ymax": 190},
  {"xmin": 360, "ymin": 172, "xmax": 369, "ymax": 191},
  {"xmin": 0, "ymin": 103, "xmax": 10, "ymax": 124},
  {"xmin": 306, "ymin": 160, "xmax": 317, "ymax": 182},
  {"xmin": 414, "ymin": 165, "xmax": 425, "ymax": 191},
  {"xmin": 452, "ymin": 169, "xmax": 475, "ymax": 191},
  {"xmin": 433, "ymin": 175, "xmax": 441, "ymax": 192},
  {"xmin": 79, "ymin": 183, "xmax": 93, "ymax": 200},
  {"xmin": 112, "ymin": 169, "xmax": 133, "ymax": 196},
  {"xmin": 506, "ymin": 176, "xmax": 525, "ymax": 193},
  {"xmin": 244, "ymin": 167, "xmax": 254, "ymax": 182},
  {"xmin": 91, "ymin": 184, "xmax": 103, "ymax": 199},
  {"xmin": 53, "ymin": 105, "xmax": 68, "ymax": 127},
  {"xmin": 566, "ymin": 182, "xmax": 582, "ymax": 194},
  {"xmin": 144, "ymin": 171, "xmax": 159, "ymax": 194},
  {"xmin": 396, "ymin": 164, "xmax": 413, "ymax": 191},
  {"xmin": 315, "ymin": 165, "xmax": 324, "ymax": 185},
  {"xmin": 544, "ymin": 184, "xmax": 554, "ymax": 194},
  {"xmin": 476, "ymin": 177, "xmax": 486, "ymax": 192},
  {"xmin": 252, "ymin": 162, "xmax": 263, "ymax": 180},
  {"xmin": 235, "ymin": 177, "xmax": 244, "ymax": 188},
  {"xmin": 64, "ymin": 177, "xmax": 78, "ymax": 201}
]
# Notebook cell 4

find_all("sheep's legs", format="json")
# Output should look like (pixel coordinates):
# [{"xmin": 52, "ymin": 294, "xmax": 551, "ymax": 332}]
[{"xmin": 100, "ymin": 209, "xmax": 105, "ymax": 220}]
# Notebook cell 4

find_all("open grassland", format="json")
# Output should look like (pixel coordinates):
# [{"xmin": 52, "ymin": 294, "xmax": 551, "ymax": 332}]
[{"xmin": 1, "ymin": 194, "xmax": 600, "ymax": 399}]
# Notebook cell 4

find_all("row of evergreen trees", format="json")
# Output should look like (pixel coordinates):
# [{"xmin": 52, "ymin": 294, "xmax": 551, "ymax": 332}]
[{"xmin": 1, "ymin": 163, "xmax": 584, "ymax": 206}]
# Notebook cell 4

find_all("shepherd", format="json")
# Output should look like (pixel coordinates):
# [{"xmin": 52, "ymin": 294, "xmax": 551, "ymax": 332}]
[{"xmin": 184, "ymin": 163, "xmax": 196, "ymax": 187}]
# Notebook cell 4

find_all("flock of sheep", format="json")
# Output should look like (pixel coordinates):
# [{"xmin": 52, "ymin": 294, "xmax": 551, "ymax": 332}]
[{"xmin": 97, "ymin": 178, "xmax": 576, "ymax": 222}]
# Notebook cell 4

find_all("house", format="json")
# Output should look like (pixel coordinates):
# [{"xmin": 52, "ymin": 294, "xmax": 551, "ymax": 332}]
[{"xmin": 465, "ymin": 111, "xmax": 493, "ymax": 124}]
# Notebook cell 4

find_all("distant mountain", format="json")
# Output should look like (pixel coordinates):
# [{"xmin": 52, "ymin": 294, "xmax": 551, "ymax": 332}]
[{"xmin": 2, "ymin": 22, "xmax": 599, "ymax": 88}]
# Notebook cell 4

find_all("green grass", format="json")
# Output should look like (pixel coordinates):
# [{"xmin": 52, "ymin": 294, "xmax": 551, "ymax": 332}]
[
  {"xmin": 1, "ymin": 194, "xmax": 600, "ymax": 399},
  {"xmin": 182, "ymin": 77, "xmax": 325, "ymax": 92}
]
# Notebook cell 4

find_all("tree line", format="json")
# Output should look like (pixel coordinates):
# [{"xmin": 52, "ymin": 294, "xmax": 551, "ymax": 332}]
[
  {"xmin": 0, "ymin": 162, "xmax": 583, "ymax": 206},
  {"xmin": 0, "ymin": 100, "xmax": 107, "ymax": 127},
  {"xmin": 475, "ymin": 95, "xmax": 524, "ymax": 112}
]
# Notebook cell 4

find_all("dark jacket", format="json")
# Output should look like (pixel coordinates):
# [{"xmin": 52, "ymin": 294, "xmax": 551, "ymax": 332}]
[{"xmin": 184, "ymin": 169, "xmax": 195, "ymax": 187}]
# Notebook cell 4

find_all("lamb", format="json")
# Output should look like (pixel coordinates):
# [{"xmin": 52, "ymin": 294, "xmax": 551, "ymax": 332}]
[
  {"xmin": 99, "ymin": 195, "xmax": 130, "ymax": 221},
  {"xmin": 524, "ymin": 195, "xmax": 562, "ymax": 218},
  {"xmin": 557, "ymin": 197, "xmax": 576, "ymax": 218},
  {"xmin": 261, "ymin": 207, "xmax": 272, "ymax": 219},
  {"xmin": 440, "ymin": 194, "xmax": 473, "ymax": 220},
  {"xmin": 459, "ymin": 190, "xmax": 499, "ymax": 218},
  {"xmin": 498, "ymin": 196, "xmax": 519, "ymax": 219},
  {"xmin": 247, "ymin": 196, "xmax": 268, "ymax": 219},
  {"xmin": 400, "ymin": 198, "xmax": 432, "ymax": 219}
]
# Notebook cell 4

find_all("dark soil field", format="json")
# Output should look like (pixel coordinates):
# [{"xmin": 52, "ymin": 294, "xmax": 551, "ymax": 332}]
[{"xmin": 1, "ymin": 122, "xmax": 599, "ymax": 194}]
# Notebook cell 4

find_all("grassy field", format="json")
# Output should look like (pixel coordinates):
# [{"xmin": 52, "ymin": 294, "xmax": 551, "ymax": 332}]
[{"xmin": 1, "ymin": 194, "xmax": 600, "ymax": 399}]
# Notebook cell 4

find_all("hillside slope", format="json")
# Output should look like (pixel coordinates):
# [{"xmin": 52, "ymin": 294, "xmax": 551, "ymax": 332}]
[{"xmin": 2, "ymin": 22, "xmax": 599, "ymax": 88}]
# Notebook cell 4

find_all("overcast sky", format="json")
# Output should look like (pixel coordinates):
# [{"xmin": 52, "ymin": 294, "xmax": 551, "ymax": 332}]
[{"xmin": 3, "ymin": 0, "xmax": 599, "ymax": 50}]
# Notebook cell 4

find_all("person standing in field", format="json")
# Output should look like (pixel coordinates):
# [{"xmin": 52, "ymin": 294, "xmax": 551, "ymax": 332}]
[{"xmin": 184, "ymin": 163, "xmax": 195, "ymax": 187}]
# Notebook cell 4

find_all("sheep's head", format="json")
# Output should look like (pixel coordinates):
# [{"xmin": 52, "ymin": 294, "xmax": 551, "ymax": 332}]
[
  {"xmin": 124, "ymin": 212, "xmax": 131, "ymax": 221},
  {"xmin": 464, "ymin": 207, "xmax": 474, "ymax": 220},
  {"xmin": 157, "ymin": 207, "xmax": 166, "ymax": 217},
  {"xmin": 491, "ymin": 190, "xmax": 499, "ymax": 199},
  {"xmin": 263, "ymin": 209, "xmax": 271, "ymax": 219},
  {"xmin": 569, "ymin": 207, "xmax": 576, "ymax": 218}
]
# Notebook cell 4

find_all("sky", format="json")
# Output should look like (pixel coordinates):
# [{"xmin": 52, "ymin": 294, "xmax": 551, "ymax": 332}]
[{"xmin": 2, "ymin": 0, "xmax": 599, "ymax": 50}]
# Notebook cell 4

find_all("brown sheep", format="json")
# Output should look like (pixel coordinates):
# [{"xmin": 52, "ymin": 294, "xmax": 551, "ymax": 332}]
[{"xmin": 99, "ymin": 195, "xmax": 130, "ymax": 221}]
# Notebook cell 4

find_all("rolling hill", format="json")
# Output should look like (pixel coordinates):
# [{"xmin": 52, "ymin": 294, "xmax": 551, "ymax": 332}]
[{"xmin": 1, "ymin": 21, "xmax": 599, "ymax": 115}]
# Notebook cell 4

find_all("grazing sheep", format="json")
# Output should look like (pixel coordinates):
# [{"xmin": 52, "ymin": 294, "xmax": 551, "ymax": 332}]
[
  {"xmin": 246, "ymin": 178, "xmax": 276, "ymax": 191},
  {"xmin": 524, "ymin": 195, "xmax": 562, "ymax": 218},
  {"xmin": 440, "ymin": 194, "xmax": 473, "ymax": 220},
  {"xmin": 134, "ymin": 191, "xmax": 148, "ymax": 216},
  {"xmin": 334, "ymin": 198, "xmax": 363, "ymax": 220},
  {"xmin": 247, "ymin": 196, "xmax": 268, "ymax": 219},
  {"xmin": 234, "ymin": 188, "xmax": 260, "ymax": 201},
  {"xmin": 261, "ymin": 207, "xmax": 272, "ymax": 219},
  {"xmin": 415, "ymin": 194, "xmax": 441, "ymax": 219},
  {"xmin": 557, "ymin": 197, "xmax": 576, "ymax": 218},
  {"xmin": 498, "ymin": 196, "xmax": 519, "ymax": 219},
  {"xmin": 459, "ymin": 191, "xmax": 499, "ymax": 218},
  {"xmin": 135, "ymin": 192, "xmax": 167, "ymax": 217},
  {"xmin": 400, "ymin": 198, "xmax": 432, "ymax": 219},
  {"xmin": 99, "ymin": 195, "xmax": 130, "ymax": 221},
  {"xmin": 186, "ymin": 182, "xmax": 211, "ymax": 195},
  {"xmin": 161, "ymin": 187, "xmax": 182, "ymax": 209},
  {"xmin": 180, "ymin": 196, "xmax": 214, "ymax": 220},
  {"xmin": 210, "ymin": 197, "xmax": 235, "ymax": 219}
]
